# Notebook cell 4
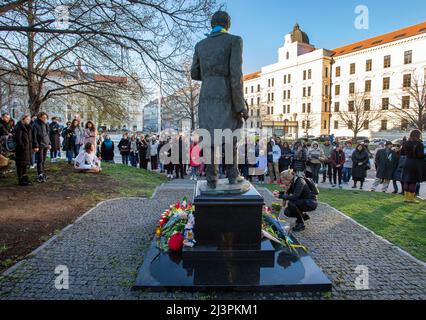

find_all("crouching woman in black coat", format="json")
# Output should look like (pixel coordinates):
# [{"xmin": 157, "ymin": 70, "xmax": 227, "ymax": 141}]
[
  {"xmin": 14, "ymin": 115, "xmax": 33, "ymax": 186},
  {"xmin": 274, "ymin": 170, "xmax": 318, "ymax": 232}
]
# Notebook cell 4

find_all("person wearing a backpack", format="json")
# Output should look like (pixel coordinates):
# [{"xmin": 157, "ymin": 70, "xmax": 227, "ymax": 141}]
[{"xmin": 274, "ymin": 170, "xmax": 318, "ymax": 232}]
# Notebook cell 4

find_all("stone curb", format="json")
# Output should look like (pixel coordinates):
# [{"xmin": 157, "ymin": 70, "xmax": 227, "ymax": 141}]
[{"xmin": 261, "ymin": 187, "xmax": 426, "ymax": 268}]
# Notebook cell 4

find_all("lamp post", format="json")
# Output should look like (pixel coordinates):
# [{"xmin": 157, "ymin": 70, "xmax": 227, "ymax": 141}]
[{"xmin": 284, "ymin": 119, "xmax": 289, "ymax": 141}]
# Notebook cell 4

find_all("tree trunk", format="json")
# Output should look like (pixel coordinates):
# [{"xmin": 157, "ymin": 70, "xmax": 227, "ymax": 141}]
[{"xmin": 26, "ymin": 0, "xmax": 39, "ymax": 116}]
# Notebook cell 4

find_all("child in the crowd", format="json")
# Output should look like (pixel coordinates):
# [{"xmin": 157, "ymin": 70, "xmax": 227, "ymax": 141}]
[{"xmin": 75, "ymin": 142, "xmax": 102, "ymax": 174}]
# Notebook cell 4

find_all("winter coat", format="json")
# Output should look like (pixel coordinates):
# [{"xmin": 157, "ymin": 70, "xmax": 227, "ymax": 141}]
[
  {"xmin": 280, "ymin": 147, "xmax": 293, "ymax": 168},
  {"xmin": 401, "ymin": 141, "xmax": 424, "ymax": 183},
  {"xmin": 61, "ymin": 127, "xmax": 76, "ymax": 151},
  {"xmin": 83, "ymin": 128, "xmax": 96, "ymax": 146},
  {"xmin": 280, "ymin": 177, "xmax": 317, "ymax": 202},
  {"xmin": 272, "ymin": 144, "xmax": 281, "ymax": 163},
  {"xmin": 101, "ymin": 139, "xmax": 115, "ymax": 161},
  {"xmin": 32, "ymin": 118, "xmax": 51, "ymax": 149},
  {"xmin": 190, "ymin": 143, "xmax": 201, "ymax": 167},
  {"xmin": 393, "ymin": 154, "xmax": 406, "ymax": 182},
  {"xmin": 191, "ymin": 32, "xmax": 246, "ymax": 139},
  {"xmin": 375, "ymin": 148, "xmax": 398, "ymax": 180},
  {"xmin": 49, "ymin": 122, "xmax": 61, "ymax": 151},
  {"xmin": 331, "ymin": 149, "xmax": 345, "ymax": 168},
  {"xmin": 308, "ymin": 147, "xmax": 325, "ymax": 165},
  {"xmin": 150, "ymin": 141, "xmax": 159, "ymax": 157},
  {"xmin": 351, "ymin": 149, "xmax": 370, "ymax": 179},
  {"xmin": 0, "ymin": 118, "xmax": 12, "ymax": 136},
  {"xmin": 74, "ymin": 126, "xmax": 84, "ymax": 145},
  {"xmin": 321, "ymin": 143, "xmax": 334, "ymax": 163},
  {"xmin": 138, "ymin": 140, "xmax": 149, "ymax": 160},
  {"xmin": 118, "ymin": 138, "xmax": 131, "ymax": 155},
  {"xmin": 343, "ymin": 147, "xmax": 355, "ymax": 168},
  {"xmin": 292, "ymin": 147, "xmax": 307, "ymax": 172},
  {"xmin": 14, "ymin": 121, "xmax": 33, "ymax": 165}
]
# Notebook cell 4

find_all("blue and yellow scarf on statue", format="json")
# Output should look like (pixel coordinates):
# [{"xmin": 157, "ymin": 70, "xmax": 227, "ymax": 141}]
[{"xmin": 205, "ymin": 25, "xmax": 227, "ymax": 37}]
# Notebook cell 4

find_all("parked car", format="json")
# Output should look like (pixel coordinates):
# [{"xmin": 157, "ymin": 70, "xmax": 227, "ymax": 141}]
[
  {"xmin": 316, "ymin": 134, "xmax": 331, "ymax": 142},
  {"xmin": 371, "ymin": 138, "xmax": 388, "ymax": 145},
  {"xmin": 355, "ymin": 136, "xmax": 370, "ymax": 143}
]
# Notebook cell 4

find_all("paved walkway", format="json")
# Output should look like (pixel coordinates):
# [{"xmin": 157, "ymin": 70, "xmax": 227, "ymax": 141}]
[{"xmin": 0, "ymin": 181, "xmax": 425, "ymax": 300}]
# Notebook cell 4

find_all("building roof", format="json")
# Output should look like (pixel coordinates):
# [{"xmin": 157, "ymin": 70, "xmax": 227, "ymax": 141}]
[
  {"xmin": 332, "ymin": 21, "xmax": 426, "ymax": 57},
  {"xmin": 243, "ymin": 71, "xmax": 261, "ymax": 81}
]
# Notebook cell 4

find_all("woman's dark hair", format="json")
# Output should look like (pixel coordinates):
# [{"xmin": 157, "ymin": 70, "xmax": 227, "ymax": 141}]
[
  {"xmin": 70, "ymin": 119, "xmax": 79, "ymax": 129},
  {"xmin": 84, "ymin": 142, "xmax": 94, "ymax": 152},
  {"xmin": 356, "ymin": 144, "xmax": 365, "ymax": 151},
  {"xmin": 85, "ymin": 120, "xmax": 95, "ymax": 131},
  {"xmin": 409, "ymin": 129, "xmax": 422, "ymax": 142}
]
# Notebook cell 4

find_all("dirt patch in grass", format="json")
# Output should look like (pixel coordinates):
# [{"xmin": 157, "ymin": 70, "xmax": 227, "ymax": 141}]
[{"xmin": 0, "ymin": 162, "xmax": 166, "ymax": 272}]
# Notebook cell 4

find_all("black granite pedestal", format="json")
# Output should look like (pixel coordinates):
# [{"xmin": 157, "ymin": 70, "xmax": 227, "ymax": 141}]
[{"xmin": 133, "ymin": 180, "xmax": 332, "ymax": 292}]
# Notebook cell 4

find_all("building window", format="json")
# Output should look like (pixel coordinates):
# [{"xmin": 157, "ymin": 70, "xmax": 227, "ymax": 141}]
[
  {"xmin": 307, "ymin": 103, "xmax": 311, "ymax": 113},
  {"xmin": 350, "ymin": 63, "xmax": 356, "ymax": 75},
  {"xmin": 335, "ymin": 102, "xmax": 340, "ymax": 112},
  {"xmin": 348, "ymin": 121, "xmax": 353, "ymax": 129},
  {"xmin": 251, "ymin": 98, "xmax": 254, "ymax": 106},
  {"xmin": 402, "ymin": 96, "xmax": 410, "ymax": 109},
  {"xmin": 324, "ymin": 102, "xmax": 328, "ymax": 112},
  {"xmin": 257, "ymin": 109, "xmax": 260, "ymax": 117},
  {"xmin": 302, "ymin": 103, "xmax": 306, "ymax": 113},
  {"xmin": 251, "ymin": 86, "xmax": 254, "ymax": 93},
  {"xmin": 268, "ymin": 79, "xmax": 270, "ymax": 87},
  {"xmin": 325, "ymin": 85, "xmax": 328, "ymax": 96},
  {"xmin": 308, "ymin": 87, "xmax": 311, "ymax": 96},
  {"xmin": 403, "ymin": 74, "xmax": 411, "ymax": 88},
  {"xmin": 272, "ymin": 78, "xmax": 275, "ymax": 87},
  {"xmin": 308, "ymin": 69, "xmax": 312, "ymax": 79},
  {"xmin": 349, "ymin": 101, "xmax": 355, "ymax": 112},
  {"xmin": 404, "ymin": 50, "xmax": 412, "ymax": 64},
  {"xmin": 271, "ymin": 106, "xmax": 274, "ymax": 114},
  {"xmin": 384, "ymin": 55, "xmax": 391, "ymax": 68},
  {"xmin": 283, "ymin": 91, "xmax": 287, "ymax": 100},
  {"xmin": 349, "ymin": 82, "xmax": 355, "ymax": 94},
  {"xmin": 336, "ymin": 66, "xmax": 341, "ymax": 77},
  {"xmin": 365, "ymin": 80, "xmax": 371, "ymax": 92},
  {"xmin": 381, "ymin": 120, "xmax": 388, "ymax": 131},
  {"xmin": 302, "ymin": 121, "xmax": 306, "ymax": 129},
  {"xmin": 245, "ymin": 87, "xmax": 248, "ymax": 94},
  {"xmin": 383, "ymin": 77, "xmax": 390, "ymax": 90},
  {"xmin": 288, "ymin": 74, "xmax": 291, "ymax": 83},
  {"xmin": 401, "ymin": 119, "xmax": 408, "ymax": 131},
  {"xmin": 382, "ymin": 97, "xmax": 389, "ymax": 110},
  {"xmin": 364, "ymin": 120, "xmax": 369, "ymax": 130},
  {"xmin": 257, "ymin": 97, "xmax": 260, "ymax": 105},
  {"xmin": 286, "ymin": 52, "xmax": 289, "ymax": 59},
  {"xmin": 323, "ymin": 120, "xmax": 327, "ymax": 130},
  {"xmin": 267, "ymin": 106, "xmax": 270, "ymax": 115},
  {"xmin": 257, "ymin": 84, "xmax": 261, "ymax": 92},
  {"xmin": 306, "ymin": 120, "xmax": 311, "ymax": 129},
  {"xmin": 288, "ymin": 90, "xmax": 291, "ymax": 99},
  {"xmin": 364, "ymin": 99, "xmax": 371, "ymax": 111},
  {"xmin": 366, "ymin": 59, "xmax": 372, "ymax": 72},
  {"xmin": 335, "ymin": 85, "xmax": 340, "ymax": 96},
  {"xmin": 284, "ymin": 75, "xmax": 287, "ymax": 84},
  {"xmin": 334, "ymin": 121, "xmax": 339, "ymax": 129},
  {"xmin": 303, "ymin": 87, "xmax": 306, "ymax": 97},
  {"xmin": 271, "ymin": 92, "xmax": 275, "ymax": 101},
  {"xmin": 303, "ymin": 70, "xmax": 307, "ymax": 81},
  {"xmin": 325, "ymin": 67, "xmax": 329, "ymax": 77},
  {"xmin": 287, "ymin": 105, "xmax": 290, "ymax": 113}
]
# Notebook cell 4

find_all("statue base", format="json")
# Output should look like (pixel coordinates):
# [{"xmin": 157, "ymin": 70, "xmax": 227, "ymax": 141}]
[{"xmin": 133, "ymin": 181, "xmax": 332, "ymax": 293}]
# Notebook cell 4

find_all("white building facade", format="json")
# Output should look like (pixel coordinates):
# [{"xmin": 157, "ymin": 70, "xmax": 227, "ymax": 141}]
[{"xmin": 244, "ymin": 22, "xmax": 426, "ymax": 139}]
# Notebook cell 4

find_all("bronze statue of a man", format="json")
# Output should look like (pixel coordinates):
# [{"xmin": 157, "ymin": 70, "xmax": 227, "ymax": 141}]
[{"xmin": 191, "ymin": 11, "xmax": 249, "ymax": 189}]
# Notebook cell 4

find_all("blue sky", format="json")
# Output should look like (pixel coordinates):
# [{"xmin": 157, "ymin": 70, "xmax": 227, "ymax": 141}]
[{"xmin": 221, "ymin": 0, "xmax": 426, "ymax": 74}]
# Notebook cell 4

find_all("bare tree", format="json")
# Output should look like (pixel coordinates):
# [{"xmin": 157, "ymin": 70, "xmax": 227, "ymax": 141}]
[
  {"xmin": 161, "ymin": 62, "xmax": 200, "ymax": 131},
  {"xmin": 390, "ymin": 73, "xmax": 426, "ymax": 131},
  {"xmin": 337, "ymin": 91, "xmax": 381, "ymax": 139},
  {"xmin": 0, "ymin": 0, "xmax": 28, "ymax": 15},
  {"xmin": 0, "ymin": 0, "xmax": 217, "ymax": 117},
  {"xmin": 302, "ymin": 110, "xmax": 316, "ymax": 138}
]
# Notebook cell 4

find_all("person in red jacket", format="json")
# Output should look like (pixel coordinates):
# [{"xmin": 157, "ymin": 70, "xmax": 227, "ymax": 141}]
[{"xmin": 331, "ymin": 143, "xmax": 345, "ymax": 188}]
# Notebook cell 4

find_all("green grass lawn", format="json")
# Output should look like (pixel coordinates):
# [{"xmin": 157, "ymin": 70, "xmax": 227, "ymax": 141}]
[{"xmin": 261, "ymin": 184, "xmax": 426, "ymax": 262}]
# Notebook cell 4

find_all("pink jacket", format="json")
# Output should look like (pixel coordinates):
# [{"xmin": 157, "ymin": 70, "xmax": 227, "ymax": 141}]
[{"xmin": 190, "ymin": 143, "xmax": 201, "ymax": 167}]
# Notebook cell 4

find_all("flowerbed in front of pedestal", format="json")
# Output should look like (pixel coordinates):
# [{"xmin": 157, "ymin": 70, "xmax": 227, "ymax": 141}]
[{"xmin": 155, "ymin": 198, "xmax": 307, "ymax": 253}]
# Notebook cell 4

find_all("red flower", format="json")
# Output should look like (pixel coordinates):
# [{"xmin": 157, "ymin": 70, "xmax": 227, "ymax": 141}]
[
  {"xmin": 168, "ymin": 233, "xmax": 184, "ymax": 252},
  {"xmin": 175, "ymin": 202, "xmax": 180, "ymax": 209}
]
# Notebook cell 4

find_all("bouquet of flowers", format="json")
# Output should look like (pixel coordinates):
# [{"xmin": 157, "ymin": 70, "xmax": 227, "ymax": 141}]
[
  {"xmin": 155, "ymin": 197, "xmax": 196, "ymax": 252},
  {"xmin": 262, "ymin": 207, "xmax": 307, "ymax": 254}
]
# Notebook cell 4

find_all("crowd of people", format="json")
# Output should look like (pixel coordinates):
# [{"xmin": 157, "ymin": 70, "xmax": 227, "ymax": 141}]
[{"xmin": 1, "ymin": 112, "xmax": 425, "ymax": 207}]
